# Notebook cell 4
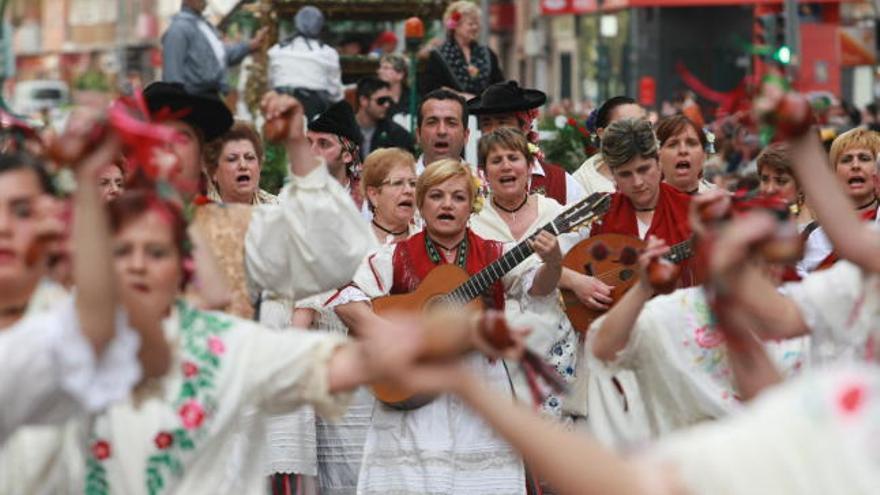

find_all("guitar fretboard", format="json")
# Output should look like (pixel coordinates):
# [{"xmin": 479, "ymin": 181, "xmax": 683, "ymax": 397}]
[
  {"xmin": 443, "ymin": 229, "xmax": 547, "ymax": 306},
  {"xmin": 439, "ymin": 191, "xmax": 611, "ymax": 307},
  {"xmin": 664, "ymin": 238, "xmax": 694, "ymax": 264}
]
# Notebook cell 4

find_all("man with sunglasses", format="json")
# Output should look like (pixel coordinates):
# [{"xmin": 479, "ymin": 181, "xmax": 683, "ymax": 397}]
[{"xmin": 355, "ymin": 76, "xmax": 414, "ymax": 160}]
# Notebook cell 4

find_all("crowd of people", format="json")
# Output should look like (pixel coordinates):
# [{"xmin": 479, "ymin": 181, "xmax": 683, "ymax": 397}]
[{"xmin": 2, "ymin": 1, "xmax": 880, "ymax": 494}]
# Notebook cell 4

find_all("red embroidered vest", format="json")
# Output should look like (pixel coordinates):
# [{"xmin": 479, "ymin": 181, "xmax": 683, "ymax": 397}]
[
  {"xmin": 391, "ymin": 230, "xmax": 506, "ymax": 310},
  {"xmin": 530, "ymin": 162, "xmax": 568, "ymax": 205}
]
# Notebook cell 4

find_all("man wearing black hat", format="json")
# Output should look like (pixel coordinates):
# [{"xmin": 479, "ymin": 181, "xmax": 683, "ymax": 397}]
[
  {"xmin": 355, "ymin": 76, "xmax": 414, "ymax": 160},
  {"xmin": 308, "ymin": 100, "xmax": 366, "ymax": 210},
  {"xmin": 468, "ymin": 80, "xmax": 585, "ymax": 206}
]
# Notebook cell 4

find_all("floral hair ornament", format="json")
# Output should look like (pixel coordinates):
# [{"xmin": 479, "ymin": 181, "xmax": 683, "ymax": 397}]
[
  {"xmin": 107, "ymin": 88, "xmax": 196, "ymax": 199},
  {"xmin": 472, "ymin": 170, "xmax": 486, "ymax": 214},
  {"xmin": 447, "ymin": 10, "xmax": 462, "ymax": 30}
]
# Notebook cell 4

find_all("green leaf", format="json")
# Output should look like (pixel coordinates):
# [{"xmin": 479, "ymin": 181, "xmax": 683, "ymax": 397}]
[{"xmin": 180, "ymin": 381, "xmax": 197, "ymax": 399}]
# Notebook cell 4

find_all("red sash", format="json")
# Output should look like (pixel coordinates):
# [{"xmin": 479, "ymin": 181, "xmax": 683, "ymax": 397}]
[
  {"xmin": 391, "ymin": 229, "xmax": 506, "ymax": 310},
  {"xmin": 530, "ymin": 161, "xmax": 567, "ymax": 205},
  {"xmin": 591, "ymin": 182, "xmax": 697, "ymax": 287},
  {"xmin": 591, "ymin": 182, "xmax": 692, "ymax": 244},
  {"xmin": 815, "ymin": 207, "xmax": 878, "ymax": 271}
]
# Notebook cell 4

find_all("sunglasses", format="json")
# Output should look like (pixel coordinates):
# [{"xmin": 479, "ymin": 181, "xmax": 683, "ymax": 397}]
[{"xmin": 375, "ymin": 96, "xmax": 393, "ymax": 106}]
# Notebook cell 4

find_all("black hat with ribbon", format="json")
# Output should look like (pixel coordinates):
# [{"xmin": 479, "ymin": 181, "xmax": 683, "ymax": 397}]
[
  {"xmin": 143, "ymin": 82, "xmax": 233, "ymax": 142},
  {"xmin": 308, "ymin": 100, "xmax": 362, "ymax": 147},
  {"xmin": 466, "ymin": 80, "xmax": 547, "ymax": 115}
]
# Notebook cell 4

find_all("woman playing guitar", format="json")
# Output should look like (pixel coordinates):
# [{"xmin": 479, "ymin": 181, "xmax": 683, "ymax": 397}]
[
  {"xmin": 331, "ymin": 159, "xmax": 563, "ymax": 495},
  {"xmin": 469, "ymin": 127, "xmax": 581, "ymax": 418},
  {"xmin": 589, "ymin": 118, "xmax": 698, "ymax": 289}
]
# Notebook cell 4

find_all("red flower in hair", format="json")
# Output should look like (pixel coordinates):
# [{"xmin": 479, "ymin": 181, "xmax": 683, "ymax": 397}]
[{"xmin": 452, "ymin": 11, "xmax": 462, "ymax": 21}]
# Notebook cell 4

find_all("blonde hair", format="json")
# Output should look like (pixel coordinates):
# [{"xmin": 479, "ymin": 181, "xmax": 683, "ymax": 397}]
[
  {"xmin": 829, "ymin": 128, "xmax": 880, "ymax": 168},
  {"xmin": 477, "ymin": 127, "xmax": 533, "ymax": 169},
  {"xmin": 444, "ymin": 1, "xmax": 480, "ymax": 26},
  {"xmin": 416, "ymin": 159, "xmax": 478, "ymax": 210},
  {"xmin": 361, "ymin": 148, "xmax": 416, "ymax": 210}
]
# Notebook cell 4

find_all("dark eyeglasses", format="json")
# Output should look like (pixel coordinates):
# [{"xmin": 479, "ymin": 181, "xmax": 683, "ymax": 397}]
[{"xmin": 375, "ymin": 96, "xmax": 393, "ymax": 106}]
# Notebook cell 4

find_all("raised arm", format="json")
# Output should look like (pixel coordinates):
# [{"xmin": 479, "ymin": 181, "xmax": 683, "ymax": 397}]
[
  {"xmin": 247, "ymin": 93, "xmax": 377, "ymax": 300},
  {"xmin": 71, "ymin": 136, "xmax": 122, "ymax": 355}
]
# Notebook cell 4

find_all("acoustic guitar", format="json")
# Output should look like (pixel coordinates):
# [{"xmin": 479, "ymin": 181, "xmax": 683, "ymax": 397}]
[
  {"xmin": 561, "ymin": 234, "xmax": 695, "ymax": 333},
  {"xmin": 371, "ymin": 192, "xmax": 612, "ymax": 409}
]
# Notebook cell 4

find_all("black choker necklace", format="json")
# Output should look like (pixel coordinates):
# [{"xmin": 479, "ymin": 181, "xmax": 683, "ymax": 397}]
[
  {"xmin": 372, "ymin": 219, "xmax": 408, "ymax": 237},
  {"xmin": 634, "ymin": 206, "xmax": 656, "ymax": 212},
  {"xmin": 856, "ymin": 197, "xmax": 879, "ymax": 211},
  {"xmin": 493, "ymin": 195, "xmax": 529, "ymax": 214}
]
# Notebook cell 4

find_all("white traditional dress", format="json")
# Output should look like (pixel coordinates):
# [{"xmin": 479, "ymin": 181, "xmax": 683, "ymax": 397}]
[
  {"xmin": 49, "ymin": 301, "xmax": 352, "ymax": 495},
  {"xmin": 783, "ymin": 260, "xmax": 880, "ymax": 364},
  {"xmin": 330, "ymin": 229, "xmax": 545, "ymax": 494},
  {"xmin": 298, "ymin": 224, "xmax": 420, "ymax": 495},
  {"xmin": 470, "ymin": 195, "xmax": 580, "ymax": 416},
  {"xmin": 642, "ymin": 363, "xmax": 880, "ymax": 494},
  {"xmin": 0, "ymin": 296, "xmax": 141, "ymax": 445},
  {"xmin": 586, "ymin": 286, "xmax": 809, "ymax": 438},
  {"xmin": 295, "ymin": 290, "xmax": 374, "ymax": 495},
  {"xmin": 572, "ymin": 154, "xmax": 615, "ymax": 196}
]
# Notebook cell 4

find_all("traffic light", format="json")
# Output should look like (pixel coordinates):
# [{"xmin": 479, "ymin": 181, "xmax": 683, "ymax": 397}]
[
  {"xmin": 772, "ymin": 13, "xmax": 791, "ymax": 65},
  {"xmin": 754, "ymin": 13, "xmax": 777, "ymax": 58}
]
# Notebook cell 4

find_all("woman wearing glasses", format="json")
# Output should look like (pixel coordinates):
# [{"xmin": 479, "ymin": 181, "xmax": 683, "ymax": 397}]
[{"xmin": 292, "ymin": 147, "xmax": 419, "ymax": 495}]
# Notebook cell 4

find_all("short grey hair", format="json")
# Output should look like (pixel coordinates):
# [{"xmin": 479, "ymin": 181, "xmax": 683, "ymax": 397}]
[{"xmin": 601, "ymin": 118, "xmax": 659, "ymax": 169}]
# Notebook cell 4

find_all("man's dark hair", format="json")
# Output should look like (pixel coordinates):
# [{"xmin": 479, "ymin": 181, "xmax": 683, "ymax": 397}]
[
  {"xmin": 0, "ymin": 151, "xmax": 55, "ymax": 194},
  {"xmin": 417, "ymin": 89, "xmax": 468, "ymax": 129},
  {"xmin": 356, "ymin": 76, "xmax": 391, "ymax": 100}
]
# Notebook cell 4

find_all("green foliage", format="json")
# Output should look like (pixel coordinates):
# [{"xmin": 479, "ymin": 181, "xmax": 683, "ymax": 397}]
[
  {"xmin": 537, "ymin": 116, "xmax": 596, "ymax": 173},
  {"xmin": 261, "ymin": 142, "xmax": 289, "ymax": 195}
]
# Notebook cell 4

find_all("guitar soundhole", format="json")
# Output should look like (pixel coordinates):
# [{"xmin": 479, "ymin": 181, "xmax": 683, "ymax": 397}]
[
  {"xmin": 620, "ymin": 269, "xmax": 635, "ymax": 282},
  {"xmin": 590, "ymin": 242, "xmax": 609, "ymax": 261},
  {"xmin": 619, "ymin": 247, "xmax": 638, "ymax": 266}
]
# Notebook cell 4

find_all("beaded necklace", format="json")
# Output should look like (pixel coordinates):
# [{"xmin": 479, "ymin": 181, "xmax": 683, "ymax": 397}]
[{"xmin": 425, "ymin": 234, "xmax": 469, "ymax": 269}]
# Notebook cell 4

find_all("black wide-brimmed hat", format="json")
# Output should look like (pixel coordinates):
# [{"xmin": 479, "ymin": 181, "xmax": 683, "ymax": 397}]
[
  {"xmin": 467, "ymin": 80, "xmax": 547, "ymax": 115},
  {"xmin": 143, "ymin": 82, "xmax": 233, "ymax": 142},
  {"xmin": 308, "ymin": 100, "xmax": 362, "ymax": 147}
]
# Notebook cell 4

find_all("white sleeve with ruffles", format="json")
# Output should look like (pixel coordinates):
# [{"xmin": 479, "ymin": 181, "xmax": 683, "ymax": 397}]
[
  {"xmin": 245, "ymin": 165, "xmax": 377, "ymax": 303},
  {"xmin": 326, "ymin": 243, "xmax": 396, "ymax": 308},
  {"xmin": 0, "ymin": 297, "xmax": 141, "ymax": 443}
]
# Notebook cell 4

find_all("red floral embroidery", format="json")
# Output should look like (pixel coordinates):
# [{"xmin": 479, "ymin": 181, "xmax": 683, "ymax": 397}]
[
  {"xmin": 839, "ymin": 383, "xmax": 866, "ymax": 415},
  {"xmin": 182, "ymin": 361, "xmax": 199, "ymax": 378},
  {"xmin": 207, "ymin": 336, "xmax": 226, "ymax": 356},
  {"xmin": 694, "ymin": 326, "xmax": 725, "ymax": 349},
  {"xmin": 154, "ymin": 432, "xmax": 174, "ymax": 450},
  {"xmin": 92, "ymin": 440, "xmax": 111, "ymax": 460},
  {"xmin": 178, "ymin": 400, "xmax": 206, "ymax": 430}
]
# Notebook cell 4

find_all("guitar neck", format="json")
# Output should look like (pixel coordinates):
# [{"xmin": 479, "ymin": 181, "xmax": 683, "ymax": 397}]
[
  {"xmin": 663, "ymin": 237, "xmax": 695, "ymax": 264},
  {"xmin": 444, "ymin": 224, "xmax": 555, "ymax": 306}
]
